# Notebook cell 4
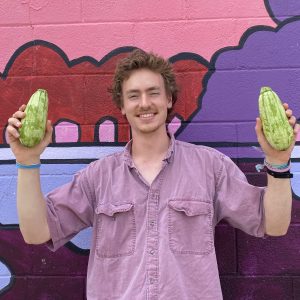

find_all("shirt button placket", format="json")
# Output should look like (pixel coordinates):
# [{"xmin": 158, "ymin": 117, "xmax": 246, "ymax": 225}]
[{"xmin": 146, "ymin": 188, "xmax": 160, "ymax": 300}]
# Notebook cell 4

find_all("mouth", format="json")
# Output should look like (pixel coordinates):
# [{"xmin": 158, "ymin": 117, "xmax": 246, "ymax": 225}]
[{"xmin": 138, "ymin": 113, "xmax": 156, "ymax": 119}]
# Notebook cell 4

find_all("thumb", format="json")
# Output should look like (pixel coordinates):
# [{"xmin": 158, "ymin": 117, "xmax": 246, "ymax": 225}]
[
  {"xmin": 255, "ymin": 117, "xmax": 263, "ymax": 137},
  {"xmin": 43, "ymin": 120, "xmax": 53, "ymax": 145},
  {"xmin": 255, "ymin": 117, "xmax": 268, "ymax": 146}
]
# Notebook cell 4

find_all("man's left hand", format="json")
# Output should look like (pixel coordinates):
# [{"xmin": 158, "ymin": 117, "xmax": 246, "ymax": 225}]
[{"xmin": 255, "ymin": 102, "xmax": 299, "ymax": 165}]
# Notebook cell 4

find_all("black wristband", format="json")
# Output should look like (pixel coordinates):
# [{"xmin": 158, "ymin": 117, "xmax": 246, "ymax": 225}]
[{"xmin": 266, "ymin": 168, "xmax": 293, "ymax": 178}]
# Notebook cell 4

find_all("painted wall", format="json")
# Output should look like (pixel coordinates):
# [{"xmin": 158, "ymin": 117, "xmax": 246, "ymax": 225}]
[{"xmin": 0, "ymin": 0, "xmax": 300, "ymax": 299}]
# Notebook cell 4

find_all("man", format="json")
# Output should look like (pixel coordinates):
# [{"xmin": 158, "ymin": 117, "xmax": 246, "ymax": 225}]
[{"xmin": 7, "ymin": 49, "xmax": 299, "ymax": 299}]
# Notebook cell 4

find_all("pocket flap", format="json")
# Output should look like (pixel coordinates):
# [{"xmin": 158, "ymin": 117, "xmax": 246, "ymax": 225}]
[
  {"xmin": 168, "ymin": 200, "xmax": 210, "ymax": 216},
  {"xmin": 95, "ymin": 203, "xmax": 133, "ymax": 216}
]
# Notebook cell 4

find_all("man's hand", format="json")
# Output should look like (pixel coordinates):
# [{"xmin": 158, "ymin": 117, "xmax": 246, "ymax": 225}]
[
  {"xmin": 255, "ymin": 102, "xmax": 299, "ymax": 165},
  {"xmin": 6, "ymin": 104, "xmax": 53, "ymax": 164}
]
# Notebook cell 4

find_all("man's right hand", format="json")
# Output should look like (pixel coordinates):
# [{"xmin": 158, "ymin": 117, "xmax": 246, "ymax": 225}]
[{"xmin": 6, "ymin": 104, "xmax": 53, "ymax": 164}]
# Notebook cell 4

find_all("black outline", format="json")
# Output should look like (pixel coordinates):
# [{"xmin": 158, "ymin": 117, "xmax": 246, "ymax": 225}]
[
  {"xmin": 52, "ymin": 118, "xmax": 81, "ymax": 143},
  {"xmin": 65, "ymin": 241, "xmax": 90, "ymax": 256},
  {"xmin": 1, "ymin": 11, "xmax": 300, "ymax": 295},
  {"xmin": 0, "ymin": 40, "xmax": 137, "ymax": 80},
  {"xmin": 0, "ymin": 257, "xmax": 15, "ymax": 297},
  {"xmin": 264, "ymin": 0, "xmax": 281, "ymax": 25},
  {"xmin": 264, "ymin": 0, "xmax": 300, "ymax": 25},
  {"xmin": 175, "ymin": 15, "xmax": 300, "ymax": 138},
  {"xmin": 94, "ymin": 116, "xmax": 118, "ymax": 143}
]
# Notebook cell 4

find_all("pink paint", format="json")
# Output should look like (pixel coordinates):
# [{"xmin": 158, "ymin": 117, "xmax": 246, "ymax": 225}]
[
  {"xmin": 0, "ymin": 1, "xmax": 275, "ymax": 73},
  {"xmin": 168, "ymin": 116, "xmax": 182, "ymax": 135},
  {"xmin": 98, "ymin": 120, "xmax": 115, "ymax": 142},
  {"xmin": 54, "ymin": 121, "xmax": 79, "ymax": 143}
]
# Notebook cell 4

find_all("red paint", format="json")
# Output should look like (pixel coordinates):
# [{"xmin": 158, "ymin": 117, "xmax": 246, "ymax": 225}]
[{"xmin": 0, "ymin": 44, "xmax": 207, "ymax": 144}]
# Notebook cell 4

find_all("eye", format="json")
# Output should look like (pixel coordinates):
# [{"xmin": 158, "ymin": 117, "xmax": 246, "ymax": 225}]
[
  {"xmin": 150, "ymin": 92, "xmax": 159, "ymax": 96},
  {"xmin": 129, "ymin": 95, "xmax": 138, "ymax": 99}
]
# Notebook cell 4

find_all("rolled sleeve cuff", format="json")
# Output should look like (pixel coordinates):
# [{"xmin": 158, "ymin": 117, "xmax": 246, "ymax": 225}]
[
  {"xmin": 254, "ymin": 186, "xmax": 266, "ymax": 238},
  {"xmin": 45, "ymin": 196, "xmax": 68, "ymax": 252}
]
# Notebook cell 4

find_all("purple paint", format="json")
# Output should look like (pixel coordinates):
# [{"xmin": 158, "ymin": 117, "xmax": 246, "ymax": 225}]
[
  {"xmin": 178, "ymin": 19, "xmax": 300, "ymax": 144},
  {"xmin": 268, "ymin": 0, "xmax": 300, "ymax": 22},
  {"xmin": 237, "ymin": 225, "xmax": 300, "ymax": 276},
  {"xmin": 220, "ymin": 276, "xmax": 293, "ymax": 300},
  {"xmin": 215, "ymin": 224, "xmax": 236, "ymax": 274}
]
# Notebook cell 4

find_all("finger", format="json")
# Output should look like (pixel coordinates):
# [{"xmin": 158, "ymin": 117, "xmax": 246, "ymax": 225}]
[
  {"xmin": 7, "ymin": 117, "xmax": 22, "ymax": 129},
  {"xmin": 288, "ymin": 115, "xmax": 296, "ymax": 126},
  {"xmin": 255, "ymin": 117, "xmax": 263, "ymax": 133},
  {"xmin": 294, "ymin": 123, "xmax": 300, "ymax": 136},
  {"xmin": 6, "ymin": 124, "xmax": 20, "ymax": 139},
  {"xmin": 18, "ymin": 104, "xmax": 26, "ymax": 111},
  {"xmin": 285, "ymin": 109, "xmax": 293, "ymax": 118},
  {"xmin": 43, "ymin": 120, "xmax": 53, "ymax": 144},
  {"xmin": 12, "ymin": 110, "xmax": 26, "ymax": 120},
  {"xmin": 255, "ymin": 117, "xmax": 264, "ymax": 143},
  {"xmin": 283, "ymin": 103, "xmax": 289, "ymax": 110}
]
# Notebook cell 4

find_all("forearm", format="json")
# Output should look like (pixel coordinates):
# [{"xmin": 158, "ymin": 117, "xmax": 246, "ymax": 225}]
[
  {"xmin": 17, "ymin": 168, "xmax": 50, "ymax": 244},
  {"xmin": 263, "ymin": 174, "xmax": 292, "ymax": 236}
]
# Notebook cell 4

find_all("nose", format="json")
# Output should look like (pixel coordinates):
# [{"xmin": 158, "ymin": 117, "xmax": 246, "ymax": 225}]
[{"xmin": 140, "ymin": 93, "xmax": 150, "ymax": 109}]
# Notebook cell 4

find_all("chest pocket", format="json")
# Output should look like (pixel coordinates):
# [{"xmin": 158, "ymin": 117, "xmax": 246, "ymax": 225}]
[
  {"xmin": 95, "ymin": 203, "xmax": 136, "ymax": 258},
  {"xmin": 168, "ymin": 199, "xmax": 213, "ymax": 255}
]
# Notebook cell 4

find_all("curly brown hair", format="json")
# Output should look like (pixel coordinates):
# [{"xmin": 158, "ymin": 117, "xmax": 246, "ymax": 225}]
[{"xmin": 110, "ymin": 49, "xmax": 178, "ymax": 118}]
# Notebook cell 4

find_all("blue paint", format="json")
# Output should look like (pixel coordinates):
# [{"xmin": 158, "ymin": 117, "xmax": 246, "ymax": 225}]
[
  {"xmin": 70, "ymin": 227, "xmax": 92, "ymax": 250},
  {"xmin": 0, "ymin": 261, "xmax": 11, "ymax": 291},
  {"xmin": 0, "ymin": 147, "xmax": 299, "ymax": 250}
]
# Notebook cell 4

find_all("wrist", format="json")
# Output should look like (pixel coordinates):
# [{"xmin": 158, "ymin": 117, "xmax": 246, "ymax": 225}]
[
  {"xmin": 16, "ymin": 157, "xmax": 41, "ymax": 165},
  {"xmin": 255, "ymin": 158, "xmax": 292, "ymax": 176},
  {"xmin": 264, "ymin": 158, "xmax": 291, "ymax": 172},
  {"xmin": 16, "ymin": 161, "xmax": 41, "ymax": 169},
  {"xmin": 265, "ymin": 156, "xmax": 289, "ymax": 165}
]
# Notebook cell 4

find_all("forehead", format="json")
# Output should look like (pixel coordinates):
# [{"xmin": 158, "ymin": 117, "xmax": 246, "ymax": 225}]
[{"xmin": 122, "ymin": 69, "xmax": 165, "ymax": 92}]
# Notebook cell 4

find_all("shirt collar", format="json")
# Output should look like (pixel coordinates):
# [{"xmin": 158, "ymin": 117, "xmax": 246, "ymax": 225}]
[{"xmin": 123, "ymin": 133, "xmax": 175, "ymax": 168}]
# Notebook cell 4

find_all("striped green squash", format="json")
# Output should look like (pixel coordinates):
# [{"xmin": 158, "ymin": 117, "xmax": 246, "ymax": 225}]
[
  {"xmin": 19, "ymin": 89, "xmax": 48, "ymax": 148},
  {"xmin": 258, "ymin": 87, "xmax": 293, "ymax": 151}
]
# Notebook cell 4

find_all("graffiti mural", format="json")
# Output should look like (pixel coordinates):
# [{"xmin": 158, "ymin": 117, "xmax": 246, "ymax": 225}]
[{"xmin": 0, "ymin": 0, "xmax": 299, "ymax": 299}]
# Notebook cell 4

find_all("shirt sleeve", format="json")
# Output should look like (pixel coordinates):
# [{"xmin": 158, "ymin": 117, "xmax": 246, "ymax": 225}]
[
  {"xmin": 45, "ymin": 165, "xmax": 95, "ymax": 251},
  {"xmin": 214, "ymin": 154, "xmax": 266, "ymax": 237}
]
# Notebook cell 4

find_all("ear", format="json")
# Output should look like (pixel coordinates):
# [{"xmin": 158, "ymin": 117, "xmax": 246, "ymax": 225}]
[
  {"xmin": 121, "ymin": 106, "xmax": 126, "ymax": 115},
  {"xmin": 167, "ymin": 97, "xmax": 172, "ymax": 109}
]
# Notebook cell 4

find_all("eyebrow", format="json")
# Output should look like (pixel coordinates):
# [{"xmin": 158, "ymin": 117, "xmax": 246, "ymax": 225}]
[{"xmin": 126, "ymin": 86, "xmax": 161, "ymax": 95}]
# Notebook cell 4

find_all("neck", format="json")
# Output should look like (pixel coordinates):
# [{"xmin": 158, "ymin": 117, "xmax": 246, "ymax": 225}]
[{"xmin": 131, "ymin": 128, "xmax": 170, "ymax": 162}]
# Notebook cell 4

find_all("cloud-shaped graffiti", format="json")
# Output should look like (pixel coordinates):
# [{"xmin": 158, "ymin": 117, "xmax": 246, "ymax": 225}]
[
  {"xmin": 266, "ymin": 0, "xmax": 300, "ymax": 23},
  {"xmin": 0, "ymin": 0, "xmax": 275, "ymax": 73},
  {"xmin": 0, "ymin": 41, "xmax": 208, "ymax": 145},
  {"xmin": 178, "ymin": 15, "xmax": 300, "ymax": 198}
]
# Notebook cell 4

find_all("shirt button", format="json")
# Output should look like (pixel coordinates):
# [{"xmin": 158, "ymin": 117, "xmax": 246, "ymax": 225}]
[
  {"xmin": 150, "ymin": 221, "xmax": 155, "ymax": 227},
  {"xmin": 149, "ymin": 249, "xmax": 155, "ymax": 255}
]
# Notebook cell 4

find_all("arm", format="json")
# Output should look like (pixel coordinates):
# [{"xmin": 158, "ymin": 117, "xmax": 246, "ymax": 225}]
[
  {"xmin": 255, "ymin": 103, "xmax": 299, "ymax": 236},
  {"xmin": 7, "ymin": 105, "xmax": 53, "ymax": 244},
  {"xmin": 17, "ymin": 167, "xmax": 50, "ymax": 244},
  {"xmin": 263, "ymin": 173, "xmax": 292, "ymax": 236}
]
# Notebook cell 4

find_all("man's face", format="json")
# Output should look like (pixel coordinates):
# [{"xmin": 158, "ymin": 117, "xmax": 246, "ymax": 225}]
[{"xmin": 121, "ymin": 68, "xmax": 172, "ymax": 136}]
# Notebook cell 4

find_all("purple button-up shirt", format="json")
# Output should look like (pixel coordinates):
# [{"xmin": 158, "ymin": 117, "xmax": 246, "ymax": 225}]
[{"xmin": 46, "ymin": 135, "xmax": 265, "ymax": 300}]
